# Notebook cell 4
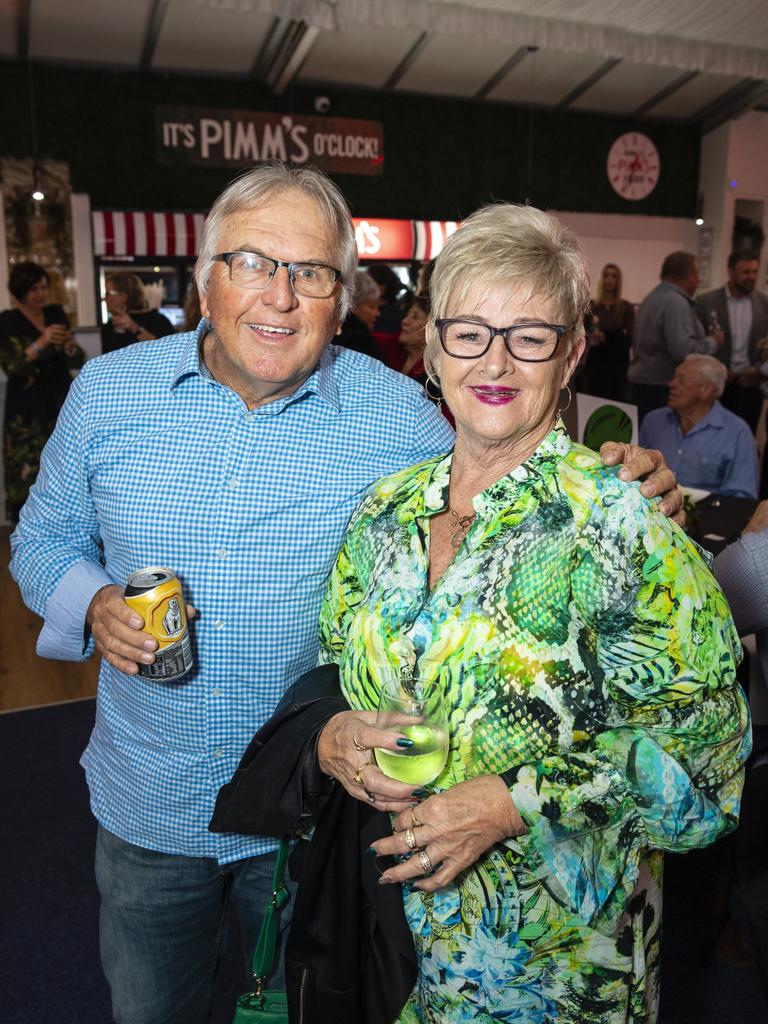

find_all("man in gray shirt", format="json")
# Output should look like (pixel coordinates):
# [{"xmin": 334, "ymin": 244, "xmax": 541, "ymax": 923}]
[
  {"xmin": 694, "ymin": 249, "xmax": 768, "ymax": 433},
  {"xmin": 628, "ymin": 251, "xmax": 724, "ymax": 422}
]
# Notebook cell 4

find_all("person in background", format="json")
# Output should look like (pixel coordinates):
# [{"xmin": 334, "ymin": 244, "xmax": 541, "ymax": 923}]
[
  {"xmin": 0, "ymin": 260, "xmax": 83, "ymax": 522},
  {"xmin": 394, "ymin": 294, "xmax": 430, "ymax": 383},
  {"xmin": 316, "ymin": 203, "xmax": 747, "ymax": 1023},
  {"xmin": 180, "ymin": 279, "xmax": 203, "ymax": 333},
  {"xmin": 368, "ymin": 263, "xmax": 409, "ymax": 335},
  {"xmin": 335, "ymin": 270, "xmax": 384, "ymax": 360},
  {"xmin": 100, "ymin": 271, "xmax": 174, "ymax": 354},
  {"xmin": 583, "ymin": 262, "xmax": 634, "ymax": 401},
  {"xmin": 694, "ymin": 249, "xmax": 768, "ymax": 434},
  {"xmin": 639, "ymin": 353, "xmax": 758, "ymax": 497},
  {"xmin": 628, "ymin": 251, "xmax": 725, "ymax": 422}
]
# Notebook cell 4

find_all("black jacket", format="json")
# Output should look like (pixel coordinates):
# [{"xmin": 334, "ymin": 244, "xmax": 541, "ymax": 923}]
[{"xmin": 210, "ymin": 665, "xmax": 417, "ymax": 1024}]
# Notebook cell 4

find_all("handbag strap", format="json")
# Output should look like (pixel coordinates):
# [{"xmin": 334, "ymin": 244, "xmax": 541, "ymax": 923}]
[{"xmin": 248, "ymin": 837, "xmax": 292, "ymax": 993}]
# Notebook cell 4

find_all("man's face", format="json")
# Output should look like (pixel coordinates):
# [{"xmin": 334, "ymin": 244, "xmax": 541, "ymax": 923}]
[
  {"xmin": 668, "ymin": 362, "xmax": 711, "ymax": 415},
  {"xmin": 200, "ymin": 189, "xmax": 342, "ymax": 408},
  {"xmin": 728, "ymin": 259, "xmax": 759, "ymax": 298},
  {"xmin": 682, "ymin": 260, "xmax": 700, "ymax": 297}
]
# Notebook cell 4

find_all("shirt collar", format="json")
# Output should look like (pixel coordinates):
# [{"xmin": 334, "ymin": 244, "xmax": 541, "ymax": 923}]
[
  {"xmin": 675, "ymin": 400, "xmax": 726, "ymax": 435},
  {"xmin": 401, "ymin": 420, "xmax": 571, "ymax": 521},
  {"xmin": 169, "ymin": 320, "xmax": 341, "ymax": 413}
]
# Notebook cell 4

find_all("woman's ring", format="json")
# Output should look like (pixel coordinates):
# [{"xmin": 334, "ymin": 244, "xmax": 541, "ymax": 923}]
[
  {"xmin": 417, "ymin": 848, "xmax": 433, "ymax": 874},
  {"xmin": 404, "ymin": 827, "xmax": 417, "ymax": 850},
  {"xmin": 353, "ymin": 762, "xmax": 373, "ymax": 787},
  {"xmin": 352, "ymin": 730, "xmax": 366, "ymax": 752},
  {"xmin": 366, "ymin": 790, "xmax": 376, "ymax": 803},
  {"xmin": 410, "ymin": 807, "xmax": 424, "ymax": 829}
]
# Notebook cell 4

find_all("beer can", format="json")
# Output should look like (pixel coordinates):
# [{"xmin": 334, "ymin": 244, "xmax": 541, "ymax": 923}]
[{"xmin": 124, "ymin": 567, "xmax": 193, "ymax": 681}]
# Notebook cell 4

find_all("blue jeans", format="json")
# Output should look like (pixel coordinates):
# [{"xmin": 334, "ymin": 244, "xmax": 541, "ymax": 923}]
[{"xmin": 95, "ymin": 826, "xmax": 295, "ymax": 1024}]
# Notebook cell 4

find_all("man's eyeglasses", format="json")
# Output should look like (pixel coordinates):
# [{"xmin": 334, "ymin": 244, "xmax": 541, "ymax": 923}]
[
  {"xmin": 213, "ymin": 251, "xmax": 341, "ymax": 299},
  {"xmin": 435, "ymin": 319, "xmax": 574, "ymax": 363}
]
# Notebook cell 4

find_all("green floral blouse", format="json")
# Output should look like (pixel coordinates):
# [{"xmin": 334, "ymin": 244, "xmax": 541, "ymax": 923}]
[{"xmin": 318, "ymin": 423, "xmax": 750, "ymax": 1024}]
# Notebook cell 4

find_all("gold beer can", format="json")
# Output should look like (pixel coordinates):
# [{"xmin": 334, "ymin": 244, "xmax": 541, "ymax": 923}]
[{"xmin": 124, "ymin": 567, "xmax": 193, "ymax": 681}]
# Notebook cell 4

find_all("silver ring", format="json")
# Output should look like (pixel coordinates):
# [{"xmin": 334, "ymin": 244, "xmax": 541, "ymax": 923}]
[
  {"xmin": 366, "ymin": 790, "xmax": 376, "ymax": 803},
  {"xmin": 417, "ymin": 848, "xmax": 433, "ymax": 874},
  {"xmin": 404, "ymin": 827, "xmax": 417, "ymax": 850}
]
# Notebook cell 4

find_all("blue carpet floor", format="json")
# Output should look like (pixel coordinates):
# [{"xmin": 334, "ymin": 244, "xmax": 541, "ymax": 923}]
[{"xmin": 1, "ymin": 698, "xmax": 764, "ymax": 1023}]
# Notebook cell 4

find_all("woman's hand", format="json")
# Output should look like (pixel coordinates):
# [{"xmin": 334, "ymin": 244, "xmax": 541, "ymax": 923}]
[
  {"xmin": 600, "ymin": 441, "xmax": 684, "ymax": 524},
  {"xmin": 316, "ymin": 710, "xmax": 424, "ymax": 813},
  {"xmin": 370, "ymin": 775, "xmax": 526, "ymax": 892}
]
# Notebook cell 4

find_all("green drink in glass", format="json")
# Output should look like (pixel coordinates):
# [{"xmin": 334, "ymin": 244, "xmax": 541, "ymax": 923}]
[{"xmin": 374, "ymin": 676, "xmax": 449, "ymax": 786}]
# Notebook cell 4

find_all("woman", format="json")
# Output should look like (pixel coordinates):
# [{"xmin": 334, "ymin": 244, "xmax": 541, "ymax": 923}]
[
  {"xmin": 101, "ymin": 271, "xmax": 174, "ymax": 354},
  {"xmin": 395, "ymin": 295, "xmax": 430, "ymax": 383},
  {"xmin": 0, "ymin": 261, "xmax": 83, "ymax": 521},
  {"xmin": 336, "ymin": 270, "xmax": 384, "ymax": 360},
  {"xmin": 315, "ymin": 205, "xmax": 749, "ymax": 1022},
  {"xmin": 584, "ymin": 262, "xmax": 635, "ymax": 401}
]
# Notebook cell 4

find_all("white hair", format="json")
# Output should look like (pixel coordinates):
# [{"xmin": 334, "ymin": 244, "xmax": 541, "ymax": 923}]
[
  {"xmin": 353, "ymin": 270, "xmax": 379, "ymax": 306},
  {"xmin": 683, "ymin": 354, "xmax": 728, "ymax": 398},
  {"xmin": 194, "ymin": 160, "xmax": 358, "ymax": 317}
]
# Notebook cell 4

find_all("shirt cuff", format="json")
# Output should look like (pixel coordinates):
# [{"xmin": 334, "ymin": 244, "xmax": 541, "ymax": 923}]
[{"xmin": 37, "ymin": 561, "xmax": 114, "ymax": 661}]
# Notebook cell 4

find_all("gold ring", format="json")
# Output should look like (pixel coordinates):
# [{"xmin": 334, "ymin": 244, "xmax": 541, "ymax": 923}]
[
  {"xmin": 352, "ymin": 730, "xmax": 366, "ymax": 752},
  {"xmin": 410, "ymin": 807, "xmax": 424, "ymax": 829},
  {"xmin": 418, "ymin": 848, "xmax": 433, "ymax": 874},
  {"xmin": 404, "ymin": 827, "xmax": 417, "ymax": 850},
  {"xmin": 353, "ymin": 762, "xmax": 373, "ymax": 787}
]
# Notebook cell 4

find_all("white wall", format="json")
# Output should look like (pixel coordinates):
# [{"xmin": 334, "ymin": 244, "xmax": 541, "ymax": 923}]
[{"xmin": 549, "ymin": 210, "xmax": 698, "ymax": 304}]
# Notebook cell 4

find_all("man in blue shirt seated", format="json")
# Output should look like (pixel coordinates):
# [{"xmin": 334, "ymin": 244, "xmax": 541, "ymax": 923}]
[
  {"xmin": 9, "ymin": 162, "xmax": 684, "ymax": 1024},
  {"xmin": 640, "ymin": 353, "xmax": 759, "ymax": 498}
]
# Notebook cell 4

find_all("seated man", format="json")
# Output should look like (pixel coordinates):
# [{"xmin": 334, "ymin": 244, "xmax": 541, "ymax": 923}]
[{"xmin": 640, "ymin": 354, "xmax": 758, "ymax": 497}]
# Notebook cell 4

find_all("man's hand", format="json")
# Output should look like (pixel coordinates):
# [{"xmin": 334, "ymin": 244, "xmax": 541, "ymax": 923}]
[
  {"xmin": 733, "ymin": 366, "xmax": 764, "ymax": 388},
  {"xmin": 743, "ymin": 500, "xmax": 768, "ymax": 535},
  {"xmin": 86, "ymin": 584, "xmax": 195, "ymax": 675},
  {"xmin": 711, "ymin": 328, "xmax": 726, "ymax": 348},
  {"xmin": 600, "ymin": 441, "xmax": 685, "ymax": 525}
]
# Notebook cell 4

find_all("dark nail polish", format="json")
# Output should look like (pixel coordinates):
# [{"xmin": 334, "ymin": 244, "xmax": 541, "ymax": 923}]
[
  {"xmin": 411, "ymin": 788, "xmax": 428, "ymax": 797},
  {"xmin": 365, "ymin": 846, "xmax": 377, "ymax": 856},
  {"xmin": 396, "ymin": 737, "xmax": 414, "ymax": 748}
]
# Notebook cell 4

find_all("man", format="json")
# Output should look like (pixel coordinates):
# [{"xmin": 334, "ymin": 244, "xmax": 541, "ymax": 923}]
[
  {"xmin": 628, "ymin": 251, "xmax": 724, "ymax": 422},
  {"xmin": 639, "ymin": 354, "xmax": 758, "ymax": 497},
  {"xmin": 713, "ymin": 501, "xmax": 768, "ymax": 1004},
  {"xmin": 694, "ymin": 249, "xmax": 768, "ymax": 433},
  {"xmin": 9, "ymin": 163, "xmax": 681, "ymax": 1024}
]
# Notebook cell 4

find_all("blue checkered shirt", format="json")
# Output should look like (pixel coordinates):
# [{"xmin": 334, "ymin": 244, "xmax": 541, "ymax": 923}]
[{"xmin": 10, "ymin": 324, "xmax": 454, "ymax": 862}]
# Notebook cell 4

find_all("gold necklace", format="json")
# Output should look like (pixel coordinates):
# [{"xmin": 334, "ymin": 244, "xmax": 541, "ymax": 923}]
[{"xmin": 448, "ymin": 508, "xmax": 475, "ymax": 548}]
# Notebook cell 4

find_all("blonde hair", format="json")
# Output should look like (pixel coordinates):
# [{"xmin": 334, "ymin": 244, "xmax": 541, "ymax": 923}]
[
  {"xmin": 424, "ymin": 203, "xmax": 590, "ymax": 380},
  {"xmin": 596, "ymin": 262, "xmax": 624, "ymax": 305},
  {"xmin": 194, "ymin": 160, "xmax": 357, "ymax": 318}
]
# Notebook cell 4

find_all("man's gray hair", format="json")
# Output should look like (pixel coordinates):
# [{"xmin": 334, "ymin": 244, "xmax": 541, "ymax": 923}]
[
  {"xmin": 424, "ymin": 203, "xmax": 590, "ymax": 381},
  {"xmin": 194, "ymin": 160, "xmax": 358, "ymax": 318},
  {"xmin": 683, "ymin": 354, "xmax": 728, "ymax": 398}
]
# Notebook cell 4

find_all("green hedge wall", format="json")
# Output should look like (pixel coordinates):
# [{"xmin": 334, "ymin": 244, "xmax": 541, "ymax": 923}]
[{"xmin": 0, "ymin": 60, "xmax": 700, "ymax": 219}]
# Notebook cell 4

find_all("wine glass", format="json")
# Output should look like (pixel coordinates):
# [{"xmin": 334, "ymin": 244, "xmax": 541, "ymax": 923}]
[{"xmin": 374, "ymin": 674, "xmax": 449, "ymax": 787}]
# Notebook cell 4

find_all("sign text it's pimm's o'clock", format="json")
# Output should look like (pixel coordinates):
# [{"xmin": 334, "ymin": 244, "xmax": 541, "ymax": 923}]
[{"xmin": 156, "ymin": 106, "xmax": 384, "ymax": 176}]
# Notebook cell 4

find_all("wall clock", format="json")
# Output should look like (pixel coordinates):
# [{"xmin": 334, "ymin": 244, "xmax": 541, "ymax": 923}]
[{"xmin": 607, "ymin": 132, "xmax": 660, "ymax": 200}]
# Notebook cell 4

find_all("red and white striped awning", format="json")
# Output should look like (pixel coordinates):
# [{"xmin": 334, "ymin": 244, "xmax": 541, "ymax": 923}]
[
  {"xmin": 93, "ymin": 211, "xmax": 206, "ymax": 258},
  {"xmin": 93, "ymin": 210, "xmax": 458, "ymax": 261}
]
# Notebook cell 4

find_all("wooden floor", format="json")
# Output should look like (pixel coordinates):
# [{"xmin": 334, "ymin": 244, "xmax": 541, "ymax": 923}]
[{"xmin": 0, "ymin": 527, "xmax": 99, "ymax": 711}]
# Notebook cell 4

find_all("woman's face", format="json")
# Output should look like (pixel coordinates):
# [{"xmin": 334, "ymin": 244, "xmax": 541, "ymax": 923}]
[
  {"xmin": 438, "ymin": 281, "xmax": 584, "ymax": 454},
  {"xmin": 23, "ymin": 277, "xmax": 49, "ymax": 311},
  {"xmin": 399, "ymin": 304, "xmax": 428, "ymax": 351},
  {"xmin": 602, "ymin": 266, "xmax": 619, "ymax": 293},
  {"xmin": 104, "ymin": 280, "xmax": 127, "ymax": 315},
  {"xmin": 355, "ymin": 296, "xmax": 380, "ymax": 331}
]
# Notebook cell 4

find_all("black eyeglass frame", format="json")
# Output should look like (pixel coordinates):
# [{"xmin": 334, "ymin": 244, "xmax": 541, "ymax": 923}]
[
  {"xmin": 212, "ymin": 251, "xmax": 341, "ymax": 297},
  {"xmin": 435, "ymin": 318, "xmax": 575, "ymax": 363}
]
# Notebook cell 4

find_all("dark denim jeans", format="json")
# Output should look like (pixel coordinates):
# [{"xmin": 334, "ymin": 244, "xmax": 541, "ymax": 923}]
[{"xmin": 95, "ymin": 825, "xmax": 294, "ymax": 1024}]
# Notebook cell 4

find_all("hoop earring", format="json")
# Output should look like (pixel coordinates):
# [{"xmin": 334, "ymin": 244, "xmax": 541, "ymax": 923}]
[
  {"xmin": 558, "ymin": 383, "xmax": 572, "ymax": 415},
  {"xmin": 424, "ymin": 374, "xmax": 443, "ymax": 413}
]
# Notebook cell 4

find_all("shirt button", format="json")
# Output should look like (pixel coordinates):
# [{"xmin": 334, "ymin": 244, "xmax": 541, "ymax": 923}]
[
  {"xmin": 212, "ymin": 687, "xmax": 222, "ymax": 697},
  {"xmin": 228, "ymin": 477, "xmax": 239, "ymax": 488},
  {"xmin": 212, "ymin": 748, "xmax": 224, "ymax": 758},
  {"xmin": 213, "ymin": 620, "xmax": 225, "ymax": 630},
  {"xmin": 217, "ymin": 547, "xmax": 228, "ymax": 559}
]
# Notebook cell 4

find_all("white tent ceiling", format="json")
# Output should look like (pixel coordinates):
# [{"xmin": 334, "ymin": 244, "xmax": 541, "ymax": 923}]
[{"xmin": 2, "ymin": 0, "xmax": 767, "ymax": 128}]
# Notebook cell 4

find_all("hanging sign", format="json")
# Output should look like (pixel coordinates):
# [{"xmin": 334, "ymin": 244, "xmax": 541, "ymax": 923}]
[{"xmin": 156, "ymin": 106, "xmax": 384, "ymax": 175}]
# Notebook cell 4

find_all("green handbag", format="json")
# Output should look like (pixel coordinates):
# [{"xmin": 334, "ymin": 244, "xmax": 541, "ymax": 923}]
[{"xmin": 232, "ymin": 838, "xmax": 291, "ymax": 1023}]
